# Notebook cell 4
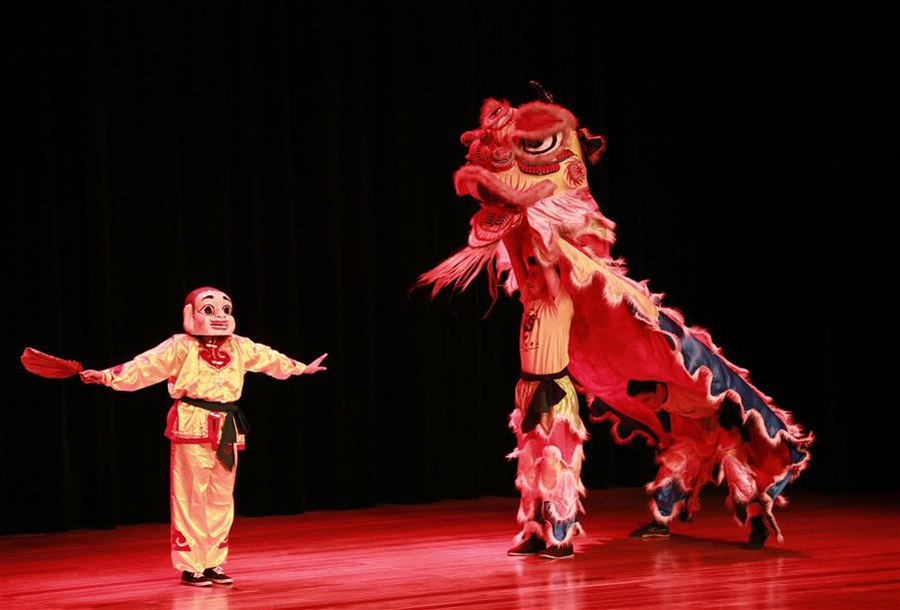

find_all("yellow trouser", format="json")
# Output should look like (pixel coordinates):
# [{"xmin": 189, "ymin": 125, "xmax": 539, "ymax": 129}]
[
  {"xmin": 511, "ymin": 376, "xmax": 587, "ymax": 546},
  {"xmin": 170, "ymin": 443, "xmax": 237, "ymax": 572}
]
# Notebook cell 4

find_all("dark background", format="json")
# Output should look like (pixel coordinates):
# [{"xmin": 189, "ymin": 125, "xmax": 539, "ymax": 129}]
[{"xmin": 4, "ymin": 3, "xmax": 892, "ymax": 534}]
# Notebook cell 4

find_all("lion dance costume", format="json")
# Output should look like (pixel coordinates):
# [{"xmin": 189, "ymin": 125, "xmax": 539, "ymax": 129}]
[
  {"xmin": 22, "ymin": 287, "xmax": 327, "ymax": 585},
  {"xmin": 418, "ymin": 87, "xmax": 812, "ymax": 553}
]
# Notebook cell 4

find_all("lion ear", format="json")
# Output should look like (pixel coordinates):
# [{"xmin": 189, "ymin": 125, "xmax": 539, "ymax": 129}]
[
  {"xmin": 578, "ymin": 128, "xmax": 607, "ymax": 165},
  {"xmin": 183, "ymin": 304, "xmax": 196, "ymax": 335}
]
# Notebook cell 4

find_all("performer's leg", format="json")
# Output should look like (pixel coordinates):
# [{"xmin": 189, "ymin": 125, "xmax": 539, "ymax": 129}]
[
  {"xmin": 535, "ymin": 380, "xmax": 586, "ymax": 559},
  {"xmin": 170, "ymin": 443, "xmax": 217, "ymax": 577},
  {"xmin": 635, "ymin": 436, "xmax": 708, "ymax": 538},
  {"xmin": 508, "ymin": 381, "xmax": 560, "ymax": 555},
  {"xmin": 720, "ymin": 452, "xmax": 759, "ymax": 524},
  {"xmin": 509, "ymin": 378, "xmax": 586, "ymax": 558},
  {"xmin": 203, "ymin": 447, "xmax": 237, "ymax": 573},
  {"xmin": 540, "ymin": 417, "xmax": 585, "ymax": 539},
  {"xmin": 516, "ymin": 446, "xmax": 544, "ymax": 533},
  {"xmin": 508, "ymin": 428, "xmax": 546, "ymax": 552},
  {"xmin": 508, "ymin": 381, "xmax": 548, "ymax": 555},
  {"xmin": 537, "ymin": 440, "xmax": 584, "ymax": 552},
  {"xmin": 650, "ymin": 444, "xmax": 700, "ymax": 522},
  {"xmin": 718, "ymin": 451, "xmax": 775, "ymax": 548}
]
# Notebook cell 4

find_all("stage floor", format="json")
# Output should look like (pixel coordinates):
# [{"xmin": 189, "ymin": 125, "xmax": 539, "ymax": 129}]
[{"xmin": 1, "ymin": 488, "xmax": 898, "ymax": 609}]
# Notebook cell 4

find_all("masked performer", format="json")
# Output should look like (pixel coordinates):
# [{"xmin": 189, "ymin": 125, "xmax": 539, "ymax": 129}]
[
  {"xmin": 22, "ymin": 287, "xmax": 327, "ymax": 586},
  {"xmin": 418, "ymin": 86, "xmax": 812, "ymax": 550}
]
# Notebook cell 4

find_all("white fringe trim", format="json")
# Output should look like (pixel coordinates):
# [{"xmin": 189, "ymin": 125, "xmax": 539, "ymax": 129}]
[{"xmin": 544, "ymin": 521, "xmax": 585, "ymax": 546}]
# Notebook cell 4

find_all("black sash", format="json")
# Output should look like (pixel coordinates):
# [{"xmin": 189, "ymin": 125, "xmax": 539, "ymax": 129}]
[
  {"xmin": 520, "ymin": 368, "xmax": 569, "ymax": 434},
  {"xmin": 179, "ymin": 396, "xmax": 250, "ymax": 471}
]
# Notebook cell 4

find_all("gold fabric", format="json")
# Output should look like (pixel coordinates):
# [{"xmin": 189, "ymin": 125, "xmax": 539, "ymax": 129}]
[
  {"xmin": 519, "ymin": 291, "xmax": 574, "ymax": 375},
  {"xmin": 512, "ymin": 292, "xmax": 586, "ymax": 545},
  {"xmin": 170, "ymin": 443, "xmax": 237, "ymax": 572},
  {"xmin": 98, "ymin": 333, "xmax": 309, "ymax": 572},
  {"xmin": 511, "ymin": 376, "xmax": 586, "ymax": 545},
  {"xmin": 100, "ymin": 333, "xmax": 307, "ymax": 443},
  {"xmin": 556, "ymin": 237, "xmax": 660, "ymax": 323},
  {"xmin": 515, "ymin": 375, "xmax": 584, "ymax": 437}
]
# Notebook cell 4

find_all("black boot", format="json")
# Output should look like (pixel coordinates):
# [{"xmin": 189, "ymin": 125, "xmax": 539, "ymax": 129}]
[
  {"xmin": 180, "ymin": 571, "xmax": 212, "ymax": 587},
  {"xmin": 203, "ymin": 566, "xmax": 234, "ymax": 585},
  {"xmin": 508, "ymin": 534, "xmax": 547, "ymax": 556},
  {"xmin": 538, "ymin": 543, "xmax": 574, "ymax": 559},
  {"xmin": 629, "ymin": 521, "xmax": 670, "ymax": 538}
]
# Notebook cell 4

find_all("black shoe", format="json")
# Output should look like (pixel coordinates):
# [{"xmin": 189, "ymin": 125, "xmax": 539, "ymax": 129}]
[
  {"xmin": 181, "ymin": 571, "xmax": 212, "ymax": 587},
  {"xmin": 629, "ymin": 521, "xmax": 670, "ymax": 538},
  {"xmin": 538, "ymin": 543, "xmax": 574, "ymax": 560},
  {"xmin": 203, "ymin": 566, "xmax": 234, "ymax": 585},
  {"xmin": 507, "ymin": 535, "xmax": 546, "ymax": 556},
  {"xmin": 747, "ymin": 516, "xmax": 769, "ymax": 549}
]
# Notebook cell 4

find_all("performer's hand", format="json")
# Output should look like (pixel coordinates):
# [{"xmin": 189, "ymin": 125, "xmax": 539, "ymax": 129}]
[
  {"xmin": 79, "ymin": 369, "xmax": 105, "ymax": 384},
  {"xmin": 303, "ymin": 353, "xmax": 328, "ymax": 374}
]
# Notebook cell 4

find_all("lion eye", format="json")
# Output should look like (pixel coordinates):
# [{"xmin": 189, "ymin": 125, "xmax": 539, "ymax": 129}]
[{"xmin": 520, "ymin": 133, "xmax": 560, "ymax": 155}]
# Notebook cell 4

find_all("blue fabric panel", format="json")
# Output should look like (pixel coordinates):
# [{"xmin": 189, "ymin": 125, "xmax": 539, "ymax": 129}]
[
  {"xmin": 653, "ymin": 480, "xmax": 688, "ymax": 517},
  {"xmin": 766, "ymin": 471, "xmax": 793, "ymax": 500},
  {"xmin": 657, "ymin": 313, "xmax": 806, "ymax": 465}
]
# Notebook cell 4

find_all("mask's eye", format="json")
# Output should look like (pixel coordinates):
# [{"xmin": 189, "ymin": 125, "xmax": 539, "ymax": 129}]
[
  {"xmin": 222, "ymin": 305, "xmax": 232, "ymax": 315},
  {"xmin": 201, "ymin": 305, "xmax": 215, "ymax": 316},
  {"xmin": 520, "ymin": 133, "xmax": 559, "ymax": 155}
]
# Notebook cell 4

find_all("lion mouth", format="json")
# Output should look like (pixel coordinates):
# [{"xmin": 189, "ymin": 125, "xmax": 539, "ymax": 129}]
[{"xmin": 454, "ymin": 165, "xmax": 555, "ymax": 209}]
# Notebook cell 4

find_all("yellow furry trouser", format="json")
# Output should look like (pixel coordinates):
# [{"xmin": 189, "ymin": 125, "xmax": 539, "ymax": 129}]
[
  {"xmin": 509, "ymin": 376, "xmax": 588, "ymax": 547},
  {"xmin": 170, "ymin": 443, "xmax": 237, "ymax": 573}
]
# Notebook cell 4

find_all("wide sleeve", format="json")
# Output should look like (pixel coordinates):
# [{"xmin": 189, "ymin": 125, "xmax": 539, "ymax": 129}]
[
  {"xmin": 100, "ymin": 336, "xmax": 186, "ymax": 391},
  {"xmin": 234, "ymin": 336, "xmax": 307, "ymax": 379}
]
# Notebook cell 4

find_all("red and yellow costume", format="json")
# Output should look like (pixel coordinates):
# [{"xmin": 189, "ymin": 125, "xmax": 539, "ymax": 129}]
[
  {"xmin": 419, "ymin": 88, "xmax": 812, "ymax": 546},
  {"xmin": 97, "ymin": 332, "xmax": 309, "ymax": 572},
  {"xmin": 22, "ymin": 287, "xmax": 326, "ymax": 582},
  {"xmin": 510, "ymin": 288, "xmax": 588, "ymax": 547}
]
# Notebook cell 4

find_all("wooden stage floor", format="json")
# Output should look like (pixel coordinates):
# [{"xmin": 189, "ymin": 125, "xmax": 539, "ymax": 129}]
[{"xmin": 1, "ymin": 488, "xmax": 898, "ymax": 610}]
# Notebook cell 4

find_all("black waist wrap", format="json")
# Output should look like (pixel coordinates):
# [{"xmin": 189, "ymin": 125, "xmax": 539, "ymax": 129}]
[
  {"xmin": 179, "ymin": 396, "xmax": 250, "ymax": 471},
  {"xmin": 520, "ymin": 368, "xmax": 569, "ymax": 434}
]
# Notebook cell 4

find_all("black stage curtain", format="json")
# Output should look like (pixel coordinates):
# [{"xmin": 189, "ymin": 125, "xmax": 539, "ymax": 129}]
[{"xmin": 4, "ymin": 3, "xmax": 891, "ymax": 534}]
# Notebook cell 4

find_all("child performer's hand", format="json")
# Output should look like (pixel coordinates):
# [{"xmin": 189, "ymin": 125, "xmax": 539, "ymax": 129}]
[
  {"xmin": 80, "ymin": 370, "xmax": 105, "ymax": 384},
  {"xmin": 303, "ymin": 353, "xmax": 328, "ymax": 374}
]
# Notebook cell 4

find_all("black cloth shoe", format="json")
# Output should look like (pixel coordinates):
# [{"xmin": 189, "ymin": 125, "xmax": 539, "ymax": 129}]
[
  {"xmin": 181, "ymin": 571, "xmax": 212, "ymax": 587},
  {"xmin": 203, "ymin": 566, "xmax": 234, "ymax": 585},
  {"xmin": 538, "ymin": 544, "xmax": 574, "ymax": 560},
  {"xmin": 507, "ymin": 535, "xmax": 546, "ymax": 556},
  {"xmin": 747, "ymin": 516, "xmax": 769, "ymax": 549},
  {"xmin": 629, "ymin": 521, "xmax": 670, "ymax": 538}
]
